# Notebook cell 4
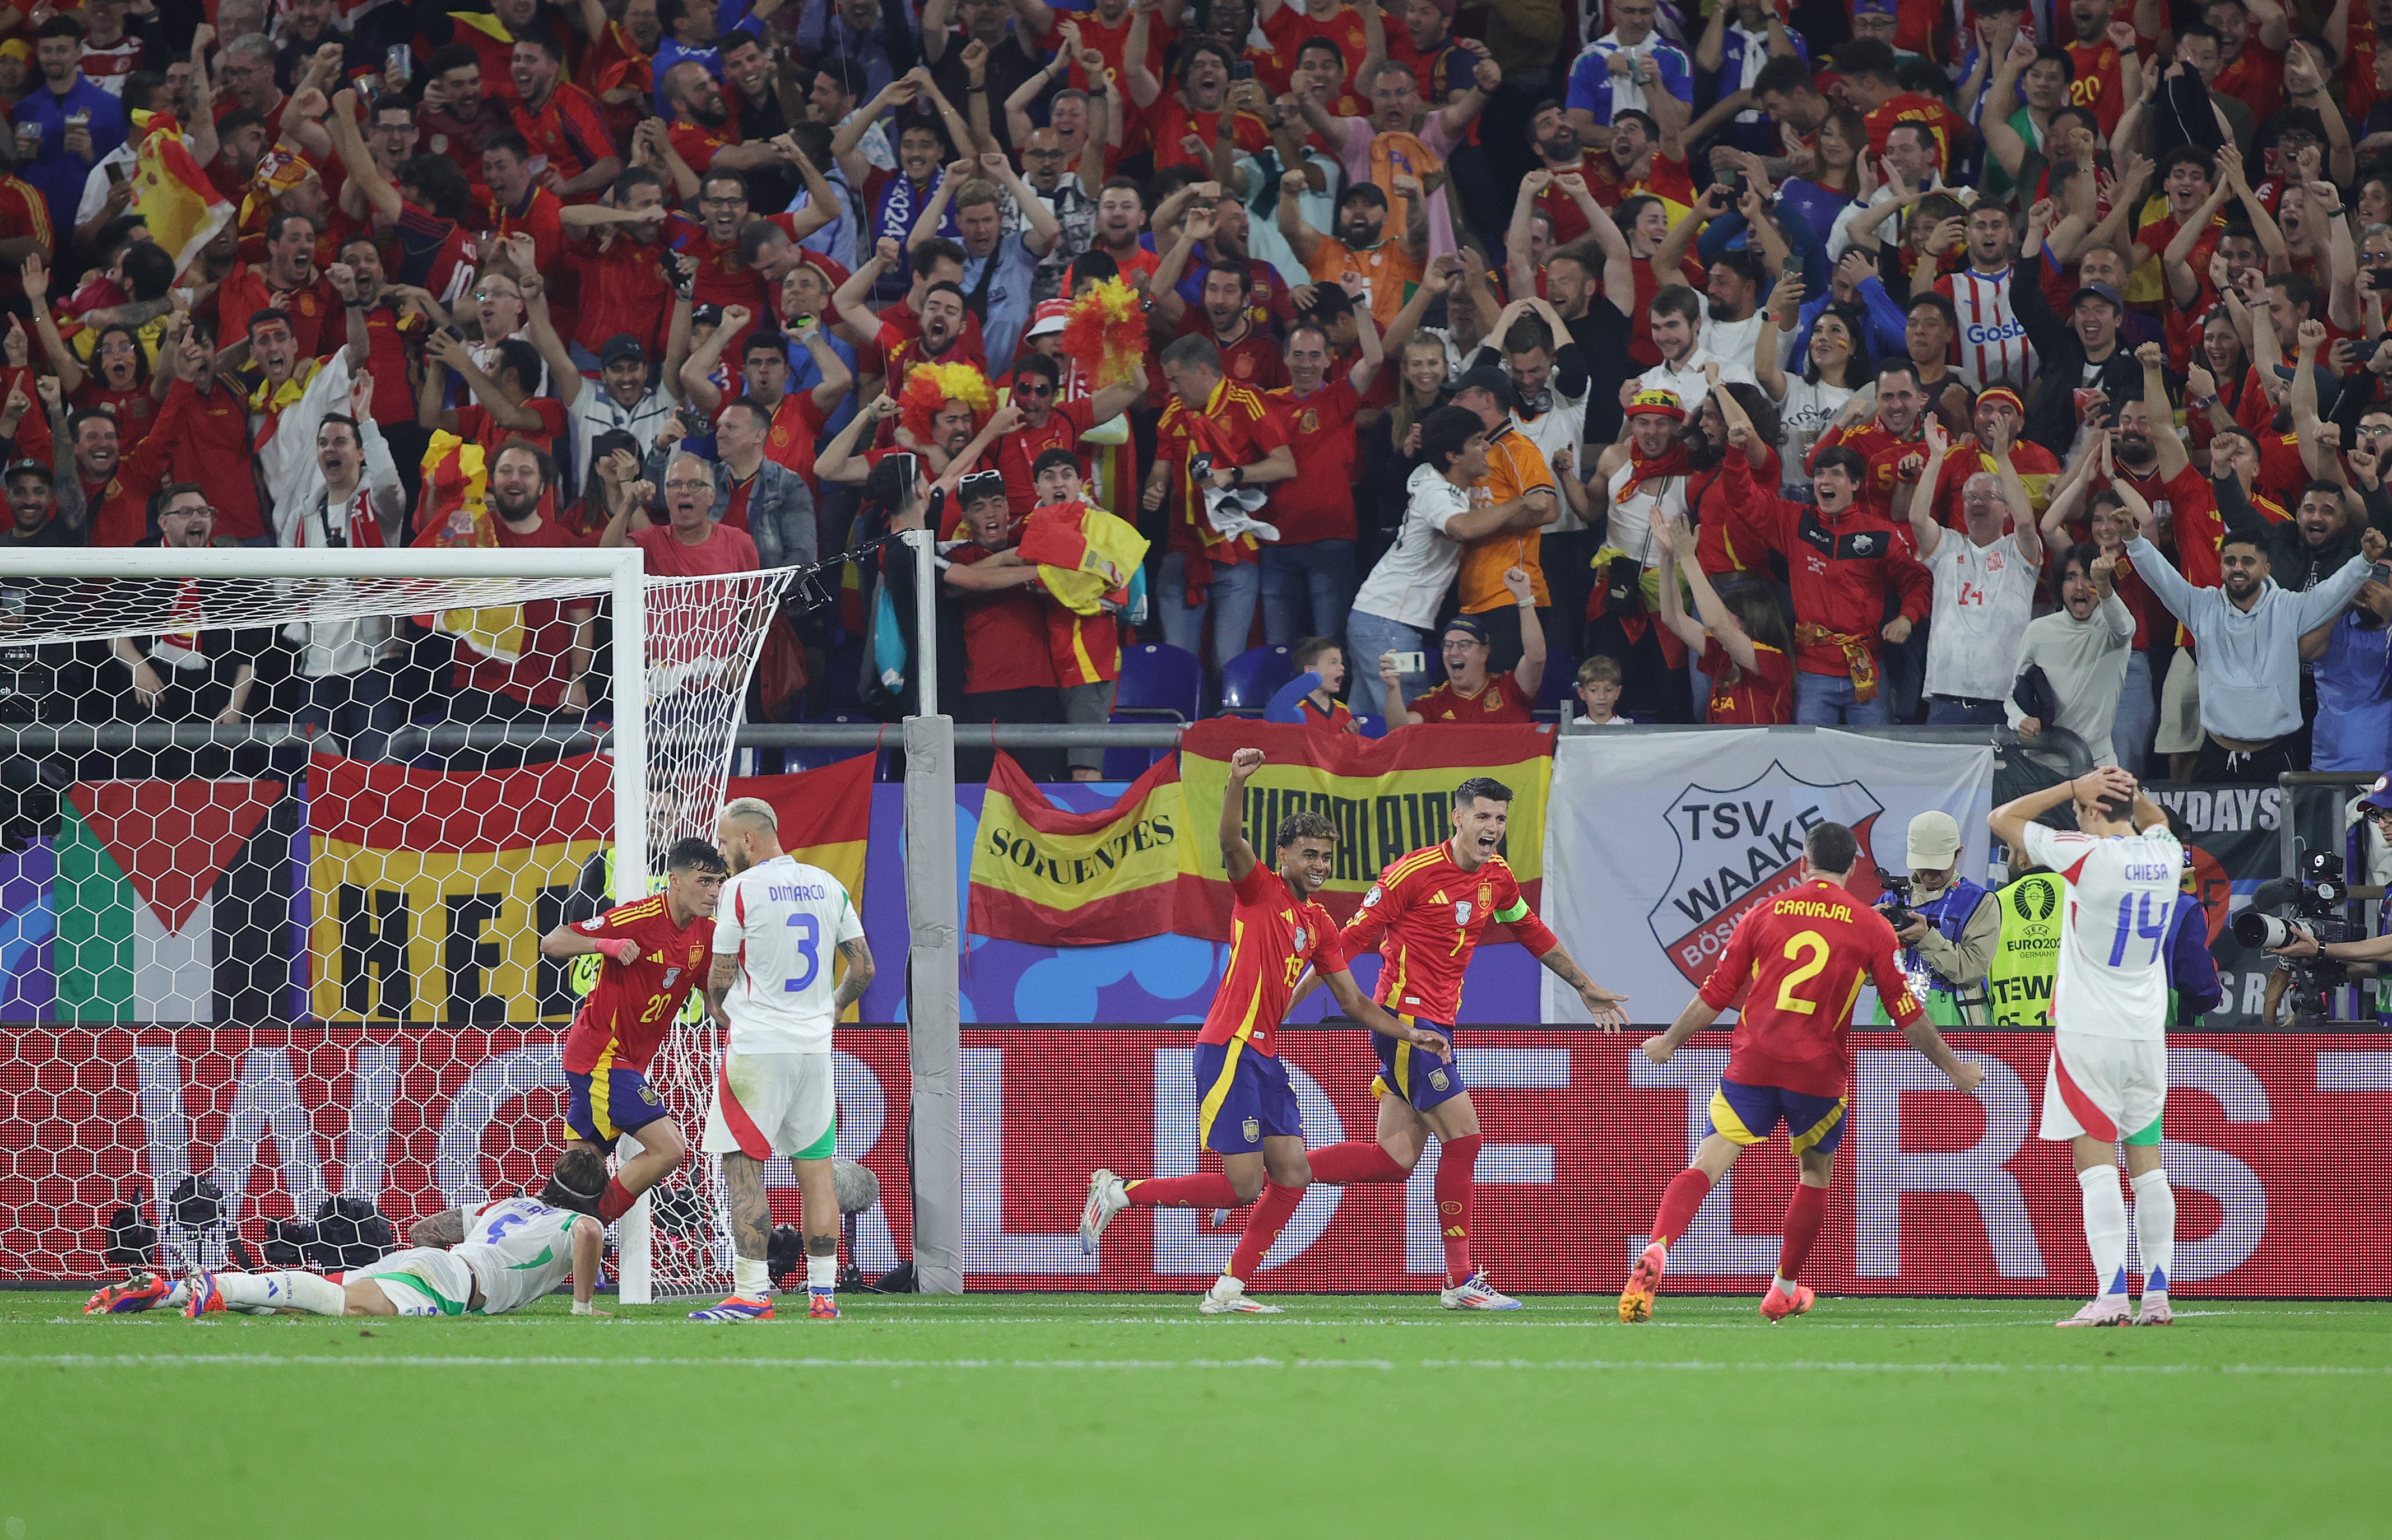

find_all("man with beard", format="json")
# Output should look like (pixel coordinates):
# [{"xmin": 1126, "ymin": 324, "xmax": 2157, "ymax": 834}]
[
  {"xmin": 438, "ymin": 442, "xmax": 599, "ymax": 722},
  {"xmin": 1636, "ymin": 283, "xmax": 1751, "ymax": 419},
  {"xmin": 814, "ymin": 385, "xmax": 991, "ymax": 487},
  {"xmin": 832, "ymin": 235, "xmax": 988, "ymax": 383},
  {"xmin": 1087, "ymin": 175, "xmax": 1160, "ymax": 287},
  {"xmin": 925, "ymin": 0, "xmax": 1043, "ymax": 155},
  {"xmin": 902, "ymin": 150, "xmax": 1062, "ymax": 373},
  {"xmin": 2204, "ymin": 0, "xmax": 2286, "ymax": 125},
  {"xmin": 1525, "ymin": 102, "xmax": 1605, "ymax": 244},
  {"xmin": 481, "ymin": 131, "xmax": 568, "ymax": 289},
  {"xmin": 852, "ymin": 270, "xmax": 975, "ymax": 403},
  {"xmin": 1729, "ymin": 427, "xmax": 1930, "ymax": 727},
  {"xmin": 559, "ymin": 166, "xmax": 676, "ymax": 364},
  {"xmin": 1153, "ymin": 213, "xmax": 1289, "ymax": 391},
  {"xmin": 1145, "ymin": 333, "xmax": 1297, "ymax": 672},
  {"xmin": 1693, "ymin": 0, "xmax": 1807, "ymax": 160},
  {"xmin": 415, "ymin": 333, "xmax": 568, "ymax": 465},
  {"xmin": 1578, "ymin": 106, "xmax": 1694, "ymax": 220},
  {"xmin": 282, "ymin": 408, "xmax": 406, "ymax": 757},
  {"xmin": 2115, "ymin": 466, "xmax": 2377, "ymax": 782},
  {"xmin": 416, "ymin": 44, "xmax": 508, "ymax": 179},
  {"xmin": 2014, "ymin": 201, "xmax": 2143, "ymax": 458},
  {"xmin": 326, "ymin": 90, "xmax": 484, "ymax": 307},
  {"xmin": 1384, "ymin": 0, "xmax": 1467, "ymax": 102},
  {"xmin": 112, "ymin": 486, "xmax": 268, "ymax": 773},
  {"xmin": 1590, "ymin": 388, "xmax": 1697, "ymax": 719},
  {"xmin": 505, "ymin": 32, "xmax": 620, "ymax": 201},
  {"xmin": 1280, "ymin": 170, "xmax": 1423, "ymax": 330},
  {"xmin": 677, "ymin": 301, "xmax": 853, "ymax": 487},
  {"xmin": 932, "ymin": 467, "xmax": 1066, "ymax": 781},
  {"xmin": 1127, "ymin": 32, "xmax": 1268, "ymax": 178},
  {"xmin": 650, "ymin": 0, "xmax": 722, "ymax": 106},
  {"xmin": 664, "ymin": 166, "xmax": 833, "ymax": 359},
  {"xmin": 1155, "ymin": 190, "xmax": 1293, "ymax": 336},
  {"xmin": 657, "ymin": 60, "xmax": 781, "ymax": 182},
  {"xmin": 1910, "ymin": 416, "xmax": 2045, "ymax": 725},
  {"xmin": 1922, "ymin": 387, "xmax": 2060, "ymax": 529},
  {"xmin": 2011, "ymin": 535, "xmax": 2139, "ymax": 766},
  {"xmin": 212, "ymin": 210, "xmax": 338, "ymax": 357}
]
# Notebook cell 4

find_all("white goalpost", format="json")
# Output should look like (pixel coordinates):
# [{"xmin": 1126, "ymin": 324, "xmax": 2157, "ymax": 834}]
[{"xmin": 0, "ymin": 545, "xmax": 840, "ymax": 1301}]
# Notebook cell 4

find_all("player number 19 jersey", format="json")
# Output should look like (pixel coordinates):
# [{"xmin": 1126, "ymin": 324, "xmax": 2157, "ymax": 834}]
[
  {"xmin": 2021, "ymin": 821, "xmax": 2181, "ymax": 1041},
  {"xmin": 710, "ymin": 855, "xmax": 865, "ymax": 1053},
  {"xmin": 452, "ymin": 1197, "xmax": 585, "ymax": 1316}
]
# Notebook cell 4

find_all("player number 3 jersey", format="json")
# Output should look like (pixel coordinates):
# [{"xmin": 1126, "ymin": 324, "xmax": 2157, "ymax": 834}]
[
  {"xmin": 2020, "ymin": 821, "xmax": 2181, "ymax": 1041},
  {"xmin": 711, "ymin": 855, "xmax": 865, "ymax": 1053}
]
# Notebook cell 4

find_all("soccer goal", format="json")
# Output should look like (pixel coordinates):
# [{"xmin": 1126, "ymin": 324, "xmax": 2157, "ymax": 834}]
[{"xmin": 0, "ymin": 545, "xmax": 806, "ymax": 1303}]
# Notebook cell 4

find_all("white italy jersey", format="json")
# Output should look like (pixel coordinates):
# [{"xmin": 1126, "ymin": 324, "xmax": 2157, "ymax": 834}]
[
  {"xmin": 450, "ymin": 1197, "xmax": 586, "ymax": 1316},
  {"xmin": 2021, "ymin": 821, "xmax": 2182, "ymax": 1041},
  {"xmin": 712, "ymin": 855, "xmax": 865, "ymax": 1053},
  {"xmin": 1943, "ymin": 268, "xmax": 2035, "ymax": 391}
]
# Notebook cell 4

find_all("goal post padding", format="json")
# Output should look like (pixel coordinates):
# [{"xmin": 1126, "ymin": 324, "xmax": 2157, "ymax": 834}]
[{"xmin": 0, "ymin": 548, "xmax": 798, "ymax": 1300}]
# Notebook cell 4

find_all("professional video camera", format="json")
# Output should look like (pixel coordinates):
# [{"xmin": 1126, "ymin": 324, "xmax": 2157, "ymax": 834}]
[
  {"xmin": 1874, "ymin": 868, "xmax": 1917, "ymax": 931},
  {"xmin": 2231, "ymin": 848, "xmax": 2362, "ymax": 1026}
]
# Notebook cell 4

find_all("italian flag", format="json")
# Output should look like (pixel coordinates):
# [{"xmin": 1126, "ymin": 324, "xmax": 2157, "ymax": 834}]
[{"xmin": 53, "ymin": 780, "xmax": 286, "ymax": 1023}]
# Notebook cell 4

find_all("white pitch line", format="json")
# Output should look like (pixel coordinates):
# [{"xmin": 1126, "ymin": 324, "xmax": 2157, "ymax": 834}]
[{"xmin": 6, "ymin": 1352, "xmax": 2386, "ymax": 1377}]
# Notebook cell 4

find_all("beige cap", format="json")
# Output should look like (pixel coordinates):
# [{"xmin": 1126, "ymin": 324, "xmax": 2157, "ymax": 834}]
[{"xmin": 1906, "ymin": 809, "xmax": 1963, "ymax": 870}]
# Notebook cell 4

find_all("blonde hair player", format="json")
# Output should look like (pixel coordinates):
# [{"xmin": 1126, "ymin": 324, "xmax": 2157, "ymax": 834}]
[{"xmin": 688, "ymin": 796, "xmax": 876, "ymax": 1323}]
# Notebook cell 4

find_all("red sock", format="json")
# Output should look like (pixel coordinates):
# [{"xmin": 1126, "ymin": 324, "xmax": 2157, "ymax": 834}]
[
  {"xmin": 1777, "ymin": 1183, "xmax": 1828, "ymax": 1283},
  {"xmin": 1307, "ymin": 1141, "xmax": 1410, "ymax": 1185},
  {"xmin": 1125, "ymin": 1173, "xmax": 1241, "ymax": 1208},
  {"xmin": 597, "ymin": 1176, "xmax": 637, "ymax": 1224},
  {"xmin": 1228, "ymin": 1180, "xmax": 1306, "ymax": 1281},
  {"xmin": 1649, "ymin": 1167, "xmax": 1715, "ymax": 1248},
  {"xmin": 1435, "ymin": 1133, "xmax": 1482, "ymax": 1284}
]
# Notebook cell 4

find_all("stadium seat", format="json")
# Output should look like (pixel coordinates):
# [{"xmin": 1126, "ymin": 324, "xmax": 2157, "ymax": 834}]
[
  {"xmin": 1351, "ymin": 713, "xmax": 1383, "ymax": 738},
  {"xmin": 1534, "ymin": 653, "xmax": 1580, "ymax": 721},
  {"xmin": 1106, "ymin": 643, "xmax": 1202, "ymax": 779},
  {"xmin": 1218, "ymin": 644, "xmax": 1297, "ymax": 716}
]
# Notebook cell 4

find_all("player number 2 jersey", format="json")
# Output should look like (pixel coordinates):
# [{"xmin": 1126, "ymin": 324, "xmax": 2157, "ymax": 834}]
[
  {"xmin": 452, "ymin": 1197, "xmax": 585, "ymax": 1316},
  {"xmin": 2021, "ymin": 822, "xmax": 2181, "ymax": 1041},
  {"xmin": 711, "ymin": 855, "xmax": 865, "ymax": 1053},
  {"xmin": 1698, "ymin": 877, "xmax": 1923, "ymax": 1096}
]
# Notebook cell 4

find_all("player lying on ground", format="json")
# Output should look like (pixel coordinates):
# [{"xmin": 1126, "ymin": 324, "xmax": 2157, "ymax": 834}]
[
  {"xmin": 1624, "ymin": 820, "xmax": 1984, "ymax": 1324},
  {"xmin": 1079, "ymin": 747, "xmax": 1443, "ymax": 1314},
  {"xmin": 689, "ymin": 795, "xmax": 875, "ymax": 1323},
  {"xmin": 88, "ymin": 1150, "xmax": 611, "ymax": 1319},
  {"xmin": 1990, "ymin": 766, "xmax": 2184, "ymax": 1327},
  {"xmin": 1286, "ymin": 774, "xmax": 1631, "ymax": 1310},
  {"xmin": 536, "ymin": 838, "xmax": 728, "ymax": 1225}
]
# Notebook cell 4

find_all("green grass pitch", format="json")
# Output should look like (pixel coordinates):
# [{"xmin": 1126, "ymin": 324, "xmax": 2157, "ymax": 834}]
[{"xmin": 5, "ymin": 1292, "xmax": 2389, "ymax": 1538}]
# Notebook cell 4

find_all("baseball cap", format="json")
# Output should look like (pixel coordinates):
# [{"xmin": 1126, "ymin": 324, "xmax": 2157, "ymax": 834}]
[
  {"xmin": 2361, "ymin": 775, "xmax": 2392, "ymax": 813},
  {"xmin": 690, "ymin": 303, "xmax": 726, "ymax": 329},
  {"xmin": 1452, "ymin": 365, "xmax": 1515, "ymax": 410},
  {"xmin": 1339, "ymin": 181, "xmax": 1389, "ymax": 208},
  {"xmin": 1906, "ymin": 809, "xmax": 1963, "ymax": 869},
  {"xmin": 1027, "ymin": 298, "xmax": 1070, "ymax": 338},
  {"xmin": 2069, "ymin": 281, "xmax": 2125, "ymax": 313},
  {"xmin": 1441, "ymin": 616, "xmax": 1492, "ymax": 646},
  {"xmin": 1852, "ymin": 0, "xmax": 1899, "ymax": 14},
  {"xmin": 597, "ymin": 333, "xmax": 647, "ymax": 368},
  {"xmin": 1624, "ymin": 387, "xmax": 1686, "ymax": 420}
]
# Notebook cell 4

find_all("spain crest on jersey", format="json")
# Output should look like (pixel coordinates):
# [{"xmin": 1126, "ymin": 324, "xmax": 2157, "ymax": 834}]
[{"xmin": 1648, "ymin": 763, "xmax": 1887, "ymax": 987}]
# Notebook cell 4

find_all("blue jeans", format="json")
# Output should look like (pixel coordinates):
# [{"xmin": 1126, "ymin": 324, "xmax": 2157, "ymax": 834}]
[
  {"xmin": 1345, "ymin": 609, "xmax": 1426, "ymax": 724},
  {"xmin": 1259, "ymin": 539, "xmax": 1357, "ymax": 648},
  {"xmin": 295, "ymin": 667, "xmax": 399, "ymax": 761},
  {"xmin": 1795, "ymin": 670, "xmax": 1889, "ymax": 725},
  {"xmin": 2110, "ymin": 649, "xmax": 2154, "ymax": 773},
  {"xmin": 1156, "ymin": 551, "xmax": 1260, "ymax": 681},
  {"xmin": 1925, "ymin": 695, "xmax": 2008, "ymax": 725}
]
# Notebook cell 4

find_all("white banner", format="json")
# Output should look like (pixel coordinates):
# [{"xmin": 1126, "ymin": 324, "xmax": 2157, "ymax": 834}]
[{"xmin": 1540, "ymin": 729, "xmax": 1996, "ymax": 1024}]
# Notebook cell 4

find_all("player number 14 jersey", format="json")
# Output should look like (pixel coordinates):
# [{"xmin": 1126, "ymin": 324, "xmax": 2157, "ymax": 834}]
[{"xmin": 2021, "ymin": 821, "xmax": 2181, "ymax": 1042}]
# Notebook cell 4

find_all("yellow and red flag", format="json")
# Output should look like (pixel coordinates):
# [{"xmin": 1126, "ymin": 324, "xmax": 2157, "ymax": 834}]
[
  {"xmin": 410, "ymin": 431, "xmax": 524, "ymax": 662},
  {"xmin": 1177, "ymin": 720, "xmax": 1554, "ymax": 940},
  {"xmin": 128, "ymin": 114, "xmax": 233, "ymax": 277},
  {"xmin": 1019, "ymin": 499, "xmax": 1147, "ymax": 615},
  {"xmin": 968, "ymin": 752, "xmax": 1200, "ymax": 944}
]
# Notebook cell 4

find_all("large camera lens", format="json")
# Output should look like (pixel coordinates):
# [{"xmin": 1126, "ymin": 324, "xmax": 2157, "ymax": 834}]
[{"xmin": 2230, "ymin": 911, "xmax": 2294, "ymax": 950}]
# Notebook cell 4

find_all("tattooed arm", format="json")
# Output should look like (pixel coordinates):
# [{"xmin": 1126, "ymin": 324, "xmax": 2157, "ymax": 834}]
[
  {"xmin": 834, "ymin": 935, "xmax": 875, "ymax": 1013},
  {"xmin": 408, "ymin": 1207, "xmax": 466, "ymax": 1247},
  {"xmin": 706, "ymin": 952, "xmax": 739, "ymax": 1031}
]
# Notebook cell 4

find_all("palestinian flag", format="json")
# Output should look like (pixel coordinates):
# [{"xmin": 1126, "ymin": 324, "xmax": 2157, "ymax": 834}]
[{"xmin": 53, "ymin": 780, "xmax": 293, "ymax": 1023}]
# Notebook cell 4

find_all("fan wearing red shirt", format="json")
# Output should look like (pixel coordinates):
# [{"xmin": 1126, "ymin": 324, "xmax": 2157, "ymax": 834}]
[
  {"xmin": 1154, "ymin": 243, "xmax": 1291, "ymax": 393},
  {"xmin": 2060, "ymin": 12, "xmax": 2144, "ymax": 140},
  {"xmin": 665, "ymin": 166, "xmax": 832, "ymax": 360},
  {"xmin": 214, "ymin": 212, "xmax": 341, "ymax": 361},
  {"xmin": 1262, "ymin": 314, "xmax": 1379, "ymax": 632},
  {"xmin": 503, "ymin": 34, "xmax": 623, "ymax": 202},
  {"xmin": 1625, "ymin": 819, "xmax": 1981, "ymax": 1324},
  {"xmin": 680, "ymin": 307, "xmax": 851, "ymax": 485},
  {"xmin": 1843, "ymin": 40, "xmax": 1970, "ymax": 174},
  {"xmin": 1257, "ymin": 0, "xmax": 1372, "ymax": 95},
  {"xmin": 939, "ymin": 470, "xmax": 1066, "ymax": 778},
  {"xmin": 431, "ymin": 443, "xmax": 599, "ymax": 713},
  {"xmin": 658, "ymin": 59, "xmax": 746, "ymax": 175},
  {"xmin": 995, "ymin": 352, "xmax": 1145, "ymax": 515},
  {"xmin": 481, "ymin": 131, "xmax": 570, "ymax": 281},
  {"xmin": 1075, "ymin": 746, "xmax": 1429, "ymax": 1315},
  {"xmin": 541, "ymin": 840, "xmax": 727, "ymax": 1224},
  {"xmin": 2205, "ymin": 0, "xmax": 2284, "ymax": 123},
  {"xmin": 1583, "ymin": 108, "xmax": 1697, "ymax": 213},
  {"xmin": 1127, "ymin": 34, "xmax": 1272, "ymax": 174},
  {"xmin": 563, "ymin": 168, "xmax": 678, "ymax": 361},
  {"xmin": 416, "ymin": 332, "xmax": 569, "ymax": 469},
  {"xmin": 332, "ymin": 236, "xmax": 430, "ymax": 431},
  {"xmin": 1650, "ymin": 514, "xmax": 1796, "ymax": 724},
  {"xmin": 618, "ymin": 450, "xmax": 763, "ymax": 576},
  {"xmin": 1025, "ymin": 0, "xmax": 1174, "ymax": 106},
  {"xmin": 1388, "ymin": 604, "xmax": 1541, "ymax": 725}
]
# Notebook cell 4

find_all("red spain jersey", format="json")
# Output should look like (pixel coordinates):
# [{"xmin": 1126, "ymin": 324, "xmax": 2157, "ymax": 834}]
[
  {"xmin": 1344, "ymin": 844, "xmax": 1558, "ymax": 1024},
  {"xmin": 1697, "ymin": 877, "xmax": 1922, "ymax": 1096},
  {"xmin": 1197, "ymin": 862, "xmax": 1349, "ymax": 1057},
  {"xmin": 560, "ymin": 895, "xmax": 716, "ymax": 1076}
]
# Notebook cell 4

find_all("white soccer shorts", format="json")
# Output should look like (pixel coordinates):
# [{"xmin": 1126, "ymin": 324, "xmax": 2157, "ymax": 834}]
[
  {"xmin": 2040, "ymin": 1030, "xmax": 2168, "ymax": 1144},
  {"xmin": 703, "ymin": 1049, "xmax": 837, "ymax": 1161},
  {"xmin": 349, "ymin": 1246, "xmax": 477, "ymax": 1316}
]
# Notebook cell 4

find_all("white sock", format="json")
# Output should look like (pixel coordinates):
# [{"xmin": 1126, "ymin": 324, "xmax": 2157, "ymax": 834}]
[
  {"xmin": 806, "ymin": 1251, "xmax": 836, "ymax": 1293},
  {"xmin": 733, "ymin": 1255, "xmax": 770, "ymax": 1298},
  {"xmin": 2130, "ymin": 1167, "xmax": 2176, "ymax": 1296},
  {"xmin": 2078, "ymin": 1164, "xmax": 2130, "ymax": 1300},
  {"xmin": 218, "ymin": 1271, "xmax": 347, "ymax": 1316}
]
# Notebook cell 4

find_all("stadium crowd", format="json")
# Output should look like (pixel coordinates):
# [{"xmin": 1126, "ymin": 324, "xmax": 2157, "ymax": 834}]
[{"xmin": 3, "ymin": 0, "xmax": 2392, "ymax": 785}]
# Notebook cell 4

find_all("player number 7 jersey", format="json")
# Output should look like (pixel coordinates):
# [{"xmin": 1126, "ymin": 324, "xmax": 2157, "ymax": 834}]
[{"xmin": 710, "ymin": 854, "xmax": 865, "ymax": 1054}]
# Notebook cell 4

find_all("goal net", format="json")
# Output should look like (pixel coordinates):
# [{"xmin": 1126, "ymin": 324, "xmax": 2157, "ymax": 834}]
[{"xmin": 0, "ymin": 547, "xmax": 792, "ymax": 1303}]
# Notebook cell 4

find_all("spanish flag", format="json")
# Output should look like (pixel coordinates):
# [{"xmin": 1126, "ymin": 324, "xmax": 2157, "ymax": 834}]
[
  {"xmin": 447, "ymin": 10, "xmax": 518, "ymax": 89},
  {"xmin": 968, "ymin": 752, "xmax": 1201, "ymax": 945},
  {"xmin": 127, "ymin": 113, "xmax": 232, "ymax": 278},
  {"xmin": 410, "ymin": 431, "xmax": 523, "ymax": 663},
  {"xmin": 718, "ymin": 754, "xmax": 876, "ymax": 1018},
  {"xmin": 1019, "ymin": 499, "xmax": 1147, "ymax": 616}
]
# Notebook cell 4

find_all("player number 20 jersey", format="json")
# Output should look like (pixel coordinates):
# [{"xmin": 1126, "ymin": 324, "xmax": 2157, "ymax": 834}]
[
  {"xmin": 452, "ymin": 1197, "xmax": 585, "ymax": 1316},
  {"xmin": 2021, "ymin": 821, "xmax": 2182, "ymax": 1041},
  {"xmin": 711, "ymin": 855, "xmax": 865, "ymax": 1053}
]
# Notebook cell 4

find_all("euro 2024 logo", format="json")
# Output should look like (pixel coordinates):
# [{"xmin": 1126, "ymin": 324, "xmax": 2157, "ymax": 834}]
[{"xmin": 1648, "ymin": 764, "xmax": 1888, "ymax": 985}]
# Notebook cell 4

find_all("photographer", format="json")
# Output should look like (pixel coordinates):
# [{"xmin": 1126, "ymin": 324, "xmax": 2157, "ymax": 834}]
[
  {"xmin": 1883, "ymin": 811, "xmax": 1998, "ymax": 1026},
  {"xmin": 2265, "ymin": 784, "xmax": 2392, "ymax": 988}
]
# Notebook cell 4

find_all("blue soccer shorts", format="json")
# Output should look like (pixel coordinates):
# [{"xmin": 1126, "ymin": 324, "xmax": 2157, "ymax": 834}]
[
  {"xmin": 1193, "ymin": 1040, "xmax": 1302, "ymax": 1155},
  {"xmin": 1371, "ymin": 1016, "xmax": 1466, "ymax": 1111},
  {"xmin": 1710, "ymin": 1077, "xmax": 1849, "ymax": 1156},
  {"xmin": 564, "ymin": 1066, "xmax": 671, "ymax": 1152}
]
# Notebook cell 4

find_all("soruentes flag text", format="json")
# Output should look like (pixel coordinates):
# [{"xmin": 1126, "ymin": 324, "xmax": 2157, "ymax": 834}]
[
  {"xmin": 1177, "ymin": 721, "xmax": 1553, "ymax": 941},
  {"xmin": 969, "ymin": 752, "xmax": 1201, "ymax": 945}
]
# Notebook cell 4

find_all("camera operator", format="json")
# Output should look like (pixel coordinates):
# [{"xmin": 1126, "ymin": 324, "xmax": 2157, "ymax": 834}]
[
  {"xmin": 2265, "ymin": 784, "xmax": 2392, "ymax": 988},
  {"xmin": 1883, "ymin": 811, "xmax": 1998, "ymax": 1026}
]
